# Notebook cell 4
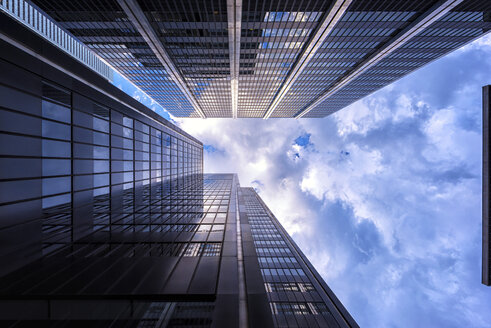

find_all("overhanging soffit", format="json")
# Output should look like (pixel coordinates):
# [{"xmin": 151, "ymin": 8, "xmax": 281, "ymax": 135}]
[
  {"xmin": 117, "ymin": 0, "xmax": 207, "ymax": 118},
  {"xmin": 263, "ymin": 0, "xmax": 354, "ymax": 119},
  {"xmin": 295, "ymin": 0, "xmax": 464, "ymax": 119}
]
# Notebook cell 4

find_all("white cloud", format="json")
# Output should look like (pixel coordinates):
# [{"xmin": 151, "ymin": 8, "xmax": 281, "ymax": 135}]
[
  {"xmin": 457, "ymin": 32, "xmax": 491, "ymax": 53},
  {"xmin": 423, "ymin": 107, "xmax": 480, "ymax": 165},
  {"xmin": 173, "ymin": 33, "xmax": 491, "ymax": 327}
]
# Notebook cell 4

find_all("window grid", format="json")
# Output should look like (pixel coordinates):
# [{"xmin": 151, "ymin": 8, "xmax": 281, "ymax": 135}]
[
  {"xmin": 0, "ymin": 78, "xmax": 204, "ymax": 254},
  {"xmin": 304, "ymin": 0, "xmax": 491, "ymax": 118},
  {"xmin": 241, "ymin": 187, "xmax": 336, "ymax": 327}
]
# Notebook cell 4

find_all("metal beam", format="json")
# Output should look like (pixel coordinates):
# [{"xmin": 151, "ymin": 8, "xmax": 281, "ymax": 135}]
[
  {"xmin": 117, "ymin": 0, "xmax": 206, "ymax": 118},
  {"xmin": 295, "ymin": 0, "xmax": 463, "ymax": 119},
  {"xmin": 263, "ymin": 0, "xmax": 353, "ymax": 119},
  {"xmin": 235, "ymin": 179, "xmax": 249, "ymax": 327},
  {"xmin": 227, "ymin": 0, "xmax": 242, "ymax": 119}
]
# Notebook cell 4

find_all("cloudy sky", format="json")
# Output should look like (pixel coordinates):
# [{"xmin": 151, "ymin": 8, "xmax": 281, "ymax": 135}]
[
  {"xmin": 177, "ymin": 35, "xmax": 491, "ymax": 327},
  {"xmin": 118, "ymin": 34, "xmax": 491, "ymax": 327}
]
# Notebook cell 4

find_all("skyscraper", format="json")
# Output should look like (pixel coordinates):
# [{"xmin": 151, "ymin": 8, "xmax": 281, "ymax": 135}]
[
  {"xmin": 3, "ymin": 0, "xmax": 489, "ymax": 118},
  {"xmin": 0, "ymin": 10, "xmax": 358, "ymax": 326},
  {"xmin": 239, "ymin": 187, "xmax": 358, "ymax": 327},
  {"xmin": 483, "ymin": 85, "xmax": 490, "ymax": 286}
]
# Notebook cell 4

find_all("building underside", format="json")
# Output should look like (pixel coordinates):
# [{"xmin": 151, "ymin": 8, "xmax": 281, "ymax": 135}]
[{"xmin": 1, "ymin": 0, "xmax": 490, "ymax": 118}]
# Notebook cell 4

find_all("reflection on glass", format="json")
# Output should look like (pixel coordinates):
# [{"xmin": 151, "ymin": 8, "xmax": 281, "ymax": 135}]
[
  {"xmin": 93, "ymin": 160, "xmax": 109, "ymax": 173},
  {"xmin": 42, "ymin": 100, "xmax": 71, "ymax": 123},
  {"xmin": 42, "ymin": 193, "xmax": 71, "ymax": 209},
  {"xmin": 124, "ymin": 172, "xmax": 133, "ymax": 182},
  {"xmin": 93, "ymin": 116, "xmax": 109, "ymax": 132},
  {"xmin": 198, "ymin": 224, "xmax": 212, "ymax": 232},
  {"xmin": 123, "ymin": 138, "xmax": 133, "ymax": 149},
  {"xmin": 93, "ymin": 173, "xmax": 109, "ymax": 188},
  {"xmin": 93, "ymin": 131, "xmax": 109, "ymax": 146},
  {"xmin": 123, "ymin": 127, "xmax": 133, "ymax": 138},
  {"xmin": 123, "ymin": 116, "xmax": 133, "ymax": 128},
  {"xmin": 42, "ymin": 177, "xmax": 71, "ymax": 196},
  {"xmin": 42, "ymin": 120, "xmax": 70, "ymax": 140},
  {"xmin": 42, "ymin": 159, "xmax": 71, "ymax": 176},
  {"xmin": 93, "ymin": 146, "xmax": 109, "ymax": 159},
  {"xmin": 42, "ymin": 139, "xmax": 70, "ymax": 157},
  {"xmin": 93, "ymin": 186, "xmax": 109, "ymax": 196}
]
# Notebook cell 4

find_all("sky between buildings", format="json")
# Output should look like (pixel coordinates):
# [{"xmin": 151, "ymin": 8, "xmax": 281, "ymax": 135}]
[{"xmin": 116, "ymin": 34, "xmax": 491, "ymax": 327}]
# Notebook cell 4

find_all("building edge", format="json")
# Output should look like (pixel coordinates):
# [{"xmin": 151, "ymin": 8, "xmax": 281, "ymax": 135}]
[
  {"xmin": 0, "ymin": 12, "xmax": 201, "ymax": 146},
  {"xmin": 249, "ymin": 188, "xmax": 359, "ymax": 327},
  {"xmin": 483, "ymin": 85, "xmax": 490, "ymax": 286}
]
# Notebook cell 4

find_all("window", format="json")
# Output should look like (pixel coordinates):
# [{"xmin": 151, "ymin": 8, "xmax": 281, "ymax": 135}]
[
  {"xmin": 265, "ymin": 282, "xmax": 299, "ymax": 292},
  {"xmin": 270, "ymin": 302, "xmax": 330, "ymax": 315}
]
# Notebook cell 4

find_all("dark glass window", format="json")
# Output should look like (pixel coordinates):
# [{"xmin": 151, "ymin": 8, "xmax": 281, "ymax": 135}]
[
  {"xmin": 42, "ymin": 140, "xmax": 70, "ymax": 157},
  {"xmin": 42, "ymin": 100, "xmax": 71, "ymax": 123},
  {"xmin": 42, "ymin": 120, "xmax": 70, "ymax": 140},
  {"xmin": 42, "ymin": 159, "xmax": 71, "ymax": 176},
  {"xmin": 42, "ymin": 177, "xmax": 71, "ymax": 196}
]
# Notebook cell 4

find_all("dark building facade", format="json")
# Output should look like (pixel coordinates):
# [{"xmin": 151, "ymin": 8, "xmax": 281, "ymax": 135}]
[
  {"xmin": 239, "ymin": 188, "xmax": 358, "ymax": 327},
  {"xmin": 0, "ymin": 11, "xmax": 357, "ymax": 327},
  {"xmin": 2, "ymin": 0, "xmax": 489, "ymax": 118},
  {"xmin": 483, "ymin": 85, "xmax": 490, "ymax": 286}
]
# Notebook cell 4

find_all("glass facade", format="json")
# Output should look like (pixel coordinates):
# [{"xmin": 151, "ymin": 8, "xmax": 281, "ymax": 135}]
[
  {"xmin": 0, "ymin": 0, "xmax": 113, "ymax": 80},
  {"xmin": 0, "ymin": 170, "xmax": 235, "ymax": 325},
  {"xmin": 15, "ymin": 0, "xmax": 489, "ymax": 118},
  {"xmin": 301, "ymin": 0, "xmax": 491, "ymax": 118},
  {"xmin": 138, "ymin": 0, "xmax": 233, "ymax": 117},
  {"xmin": 0, "ymin": 31, "xmax": 235, "ymax": 323},
  {"xmin": 25, "ymin": 0, "xmax": 198, "ymax": 116},
  {"xmin": 240, "ymin": 187, "xmax": 356, "ymax": 327},
  {"xmin": 0, "ymin": 31, "xmax": 202, "ymax": 277},
  {"xmin": 0, "ymin": 7, "xmax": 360, "ymax": 326},
  {"xmin": 28, "ymin": 0, "xmax": 228, "ymax": 117},
  {"xmin": 237, "ymin": 0, "xmax": 330, "ymax": 117},
  {"xmin": 272, "ymin": 1, "xmax": 432, "ymax": 117}
]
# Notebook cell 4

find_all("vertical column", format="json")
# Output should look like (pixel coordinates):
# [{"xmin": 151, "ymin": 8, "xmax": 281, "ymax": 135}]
[
  {"xmin": 150, "ymin": 127, "xmax": 162, "ymax": 229},
  {"xmin": 90, "ymin": 104, "xmax": 111, "ymax": 232},
  {"xmin": 483, "ymin": 85, "xmax": 490, "ymax": 286},
  {"xmin": 110, "ymin": 111, "xmax": 132, "ymax": 231},
  {"xmin": 213, "ymin": 175, "xmax": 239, "ymax": 327},
  {"xmin": 238, "ymin": 188, "xmax": 274, "ymax": 327},
  {"xmin": 71, "ymin": 92, "xmax": 104, "ymax": 242},
  {"xmin": 133, "ymin": 120, "xmax": 150, "ymax": 213},
  {"xmin": 236, "ymin": 184, "xmax": 248, "ymax": 327},
  {"xmin": 163, "ymin": 132, "xmax": 171, "ymax": 197},
  {"xmin": 170, "ymin": 135, "xmax": 178, "ymax": 191}
]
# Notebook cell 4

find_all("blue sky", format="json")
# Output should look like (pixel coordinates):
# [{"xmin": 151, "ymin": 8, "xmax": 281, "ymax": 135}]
[
  {"xmin": 177, "ymin": 34, "xmax": 491, "ymax": 327},
  {"xmin": 112, "ymin": 72, "xmax": 172, "ymax": 121},
  {"xmin": 119, "ymin": 34, "xmax": 491, "ymax": 327}
]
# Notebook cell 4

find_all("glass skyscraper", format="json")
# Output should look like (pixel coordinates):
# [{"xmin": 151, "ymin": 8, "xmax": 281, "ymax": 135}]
[
  {"xmin": 1, "ymin": 0, "xmax": 490, "ymax": 326},
  {"xmin": 0, "ymin": 9, "xmax": 358, "ymax": 326},
  {"xmin": 3, "ymin": 0, "xmax": 489, "ymax": 118},
  {"xmin": 483, "ymin": 85, "xmax": 490, "ymax": 286},
  {"xmin": 240, "ymin": 187, "xmax": 357, "ymax": 327}
]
